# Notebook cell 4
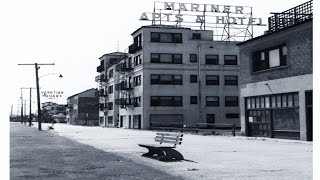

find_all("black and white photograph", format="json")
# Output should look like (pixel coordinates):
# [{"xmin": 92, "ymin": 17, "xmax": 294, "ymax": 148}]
[{"xmin": 3, "ymin": 0, "xmax": 317, "ymax": 179}]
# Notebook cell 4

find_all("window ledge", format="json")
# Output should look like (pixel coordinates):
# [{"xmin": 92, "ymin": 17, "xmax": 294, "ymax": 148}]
[{"xmin": 252, "ymin": 65, "xmax": 288, "ymax": 74}]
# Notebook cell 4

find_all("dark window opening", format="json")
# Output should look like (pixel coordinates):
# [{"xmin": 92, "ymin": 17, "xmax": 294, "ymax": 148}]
[
  {"xmin": 190, "ymin": 75, "xmax": 197, "ymax": 83},
  {"xmin": 224, "ymin": 55, "xmax": 238, "ymax": 65},
  {"xmin": 151, "ymin": 32, "xmax": 182, "ymax": 43},
  {"xmin": 226, "ymin": 113, "xmax": 240, "ymax": 119},
  {"xmin": 150, "ymin": 96, "xmax": 183, "ymax": 106},
  {"xmin": 190, "ymin": 54, "xmax": 197, "ymax": 62},
  {"xmin": 205, "ymin": 54, "xmax": 219, "ymax": 65},
  {"xmin": 225, "ymin": 75, "xmax": 238, "ymax": 86},
  {"xmin": 151, "ymin": 74, "xmax": 182, "ymax": 85},
  {"xmin": 206, "ymin": 96, "xmax": 219, "ymax": 107},
  {"xmin": 190, "ymin": 96, "xmax": 198, "ymax": 104},
  {"xmin": 206, "ymin": 75, "xmax": 219, "ymax": 85},
  {"xmin": 192, "ymin": 33, "xmax": 201, "ymax": 39},
  {"xmin": 252, "ymin": 44, "xmax": 287, "ymax": 72},
  {"xmin": 151, "ymin": 53, "xmax": 182, "ymax": 64},
  {"xmin": 225, "ymin": 96, "xmax": 239, "ymax": 107}
]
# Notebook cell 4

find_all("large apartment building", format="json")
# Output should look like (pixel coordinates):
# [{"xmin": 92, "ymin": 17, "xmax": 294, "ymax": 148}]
[
  {"xmin": 237, "ymin": 0, "xmax": 313, "ymax": 141},
  {"xmin": 97, "ymin": 25, "xmax": 241, "ymax": 129}
]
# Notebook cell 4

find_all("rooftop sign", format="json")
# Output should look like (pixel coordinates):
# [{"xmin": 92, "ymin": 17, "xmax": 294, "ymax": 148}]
[{"xmin": 139, "ymin": 1, "xmax": 266, "ymax": 41}]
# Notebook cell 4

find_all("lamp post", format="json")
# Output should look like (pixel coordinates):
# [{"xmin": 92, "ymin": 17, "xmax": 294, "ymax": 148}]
[
  {"xmin": 37, "ymin": 73, "xmax": 63, "ymax": 129},
  {"xmin": 197, "ymin": 43, "xmax": 213, "ymax": 124}
]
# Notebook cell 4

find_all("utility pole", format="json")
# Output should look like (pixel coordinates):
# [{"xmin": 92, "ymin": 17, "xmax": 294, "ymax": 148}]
[
  {"xmin": 10, "ymin": 105, "xmax": 13, "ymax": 121},
  {"xmin": 20, "ymin": 88, "xmax": 23, "ymax": 124},
  {"xmin": 18, "ymin": 63, "xmax": 55, "ymax": 130},
  {"xmin": 24, "ymin": 99, "xmax": 27, "ymax": 124},
  {"xmin": 21, "ymin": 87, "xmax": 36, "ymax": 126},
  {"xmin": 29, "ymin": 87, "xmax": 32, "ymax": 126}
]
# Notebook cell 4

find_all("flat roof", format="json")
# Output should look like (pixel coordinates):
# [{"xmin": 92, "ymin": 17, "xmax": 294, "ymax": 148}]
[{"xmin": 131, "ymin": 25, "xmax": 191, "ymax": 35}]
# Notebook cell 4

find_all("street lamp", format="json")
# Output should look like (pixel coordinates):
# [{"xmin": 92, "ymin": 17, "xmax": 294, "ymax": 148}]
[
  {"xmin": 39, "ymin": 73, "xmax": 63, "ymax": 79},
  {"xmin": 37, "ymin": 73, "xmax": 63, "ymax": 130},
  {"xmin": 197, "ymin": 43, "xmax": 213, "ymax": 124}
]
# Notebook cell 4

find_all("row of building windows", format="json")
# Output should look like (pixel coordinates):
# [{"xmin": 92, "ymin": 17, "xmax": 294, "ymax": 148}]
[
  {"xmin": 150, "ymin": 74, "xmax": 238, "ymax": 86},
  {"xmin": 150, "ymin": 96, "xmax": 239, "ymax": 107},
  {"xmin": 246, "ymin": 92, "xmax": 299, "ymax": 109},
  {"xmin": 149, "ymin": 113, "xmax": 239, "ymax": 126},
  {"xmin": 151, "ymin": 32, "xmax": 182, "ymax": 43},
  {"xmin": 151, "ymin": 53, "xmax": 238, "ymax": 65},
  {"xmin": 105, "ymin": 53, "xmax": 237, "ymax": 77},
  {"xmin": 149, "ymin": 32, "xmax": 207, "ymax": 43},
  {"xmin": 105, "ymin": 74, "xmax": 238, "ymax": 88}
]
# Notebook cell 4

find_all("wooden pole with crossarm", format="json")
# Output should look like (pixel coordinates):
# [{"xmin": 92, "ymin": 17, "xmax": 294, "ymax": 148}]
[{"xmin": 18, "ymin": 63, "xmax": 55, "ymax": 130}]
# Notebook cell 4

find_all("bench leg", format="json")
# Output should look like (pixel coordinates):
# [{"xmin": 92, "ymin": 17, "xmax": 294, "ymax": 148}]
[
  {"xmin": 158, "ymin": 148, "xmax": 184, "ymax": 161},
  {"xmin": 142, "ymin": 147, "xmax": 165, "ymax": 157}
]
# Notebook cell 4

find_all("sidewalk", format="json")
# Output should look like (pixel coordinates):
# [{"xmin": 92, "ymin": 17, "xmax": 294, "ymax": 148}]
[
  {"xmin": 10, "ymin": 123, "xmax": 183, "ymax": 180},
  {"xmin": 39, "ymin": 123, "xmax": 312, "ymax": 180}
]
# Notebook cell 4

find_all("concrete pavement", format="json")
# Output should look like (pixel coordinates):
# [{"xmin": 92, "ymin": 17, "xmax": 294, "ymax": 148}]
[{"xmin": 10, "ymin": 123, "xmax": 183, "ymax": 180}]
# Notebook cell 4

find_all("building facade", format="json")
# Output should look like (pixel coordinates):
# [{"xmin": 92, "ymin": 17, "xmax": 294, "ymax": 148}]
[
  {"xmin": 96, "ymin": 52, "xmax": 127, "ymax": 127},
  {"xmin": 66, "ymin": 88, "xmax": 99, "ymax": 126},
  {"xmin": 97, "ymin": 25, "xmax": 241, "ymax": 129},
  {"xmin": 237, "ymin": 1, "xmax": 313, "ymax": 141}
]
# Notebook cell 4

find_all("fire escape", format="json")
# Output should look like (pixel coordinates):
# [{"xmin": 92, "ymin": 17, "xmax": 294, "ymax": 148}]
[
  {"xmin": 95, "ymin": 72, "xmax": 109, "ymax": 116},
  {"xmin": 115, "ymin": 55, "xmax": 134, "ymax": 109}
]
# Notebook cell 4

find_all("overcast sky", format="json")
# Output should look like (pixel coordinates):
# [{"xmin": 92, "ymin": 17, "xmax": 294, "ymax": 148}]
[{"xmin": 5, "ymin": 0, "xmax": 312, "ymax": 115}]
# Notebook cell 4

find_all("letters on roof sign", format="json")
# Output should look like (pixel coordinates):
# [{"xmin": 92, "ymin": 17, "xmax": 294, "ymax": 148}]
[{"xmin": 139, "ymin": 2, "xmax": 266, "ymax": 26}]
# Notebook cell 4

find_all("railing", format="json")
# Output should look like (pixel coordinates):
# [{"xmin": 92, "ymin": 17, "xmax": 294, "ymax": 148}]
[
  {"xmin": 267, "ymin": 0, "xmax": 312, "ymax": 34},
  {"xmin": 115, "ymin": 63, "xmax": 133, "ymax": 72},
  {"xmin": 96, "ymin": 65, "xmax": 105, "ymax": 72},
  {"xmin": 150, "ymin": 123, "xmax": 238, "ymax": 136},
  {"xmin": 128, "ymin": 44, "xmax": 142, "ymax": 54},
  {"xmin": 95, "ymin": 75, "xmax": 108, "ymax": 82},
  {"xmin": 98, "ymin": 90, "xmax": 108, "ymax": 97},
  {"xmin": 115, "ymin": 81, "xmax": 133, "ymax": 91},
  {"xmin": 115, "ymin": 98, "xmax": 133, "ymax": 107},
  {"xmin": 99, "ymin": 103, "xmax": 105, "ymax": 111}
]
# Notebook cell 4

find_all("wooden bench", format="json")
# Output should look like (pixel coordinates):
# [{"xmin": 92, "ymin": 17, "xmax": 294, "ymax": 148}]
[{"xmin": 138, "ymin": 132, "xmax": 184, "ymax": 162}]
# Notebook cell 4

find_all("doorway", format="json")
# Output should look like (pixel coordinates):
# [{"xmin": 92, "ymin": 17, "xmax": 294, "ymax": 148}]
[{"xmin": 305, "ymin": 91, "xmax": 312, "ymax": 141}]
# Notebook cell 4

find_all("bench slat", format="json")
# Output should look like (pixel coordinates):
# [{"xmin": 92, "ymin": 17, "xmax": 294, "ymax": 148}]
[
  {"xmin": 138, "ymin": 144, "xmax": 176, "ymax": 148},
  {"xmin": 156, "ymin": 132, "xmax": 183, "ymax": 137},
  {"xmin": 155, "ymin": 139, "xmax": 182, "ymax": 145},
  {"xmin": 155, "ymin": 136, "xmax": 182, "ymax": 141}
]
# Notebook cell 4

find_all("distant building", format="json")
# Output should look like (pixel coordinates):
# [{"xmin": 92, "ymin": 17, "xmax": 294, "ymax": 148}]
[
  {"xmin": 237, "ymin": 0, "xmax": 313, "ymax": 141},
  {"xmin": 96, "ymin": 25, "xmax": 240, "ymax": 129},
  {"xmin": 66, "ymin": 88, "xmax": 99, "ymax": 126},
  {"xmin": 41, "ymin": 102, "xmax": 67, "ymax": 123}
]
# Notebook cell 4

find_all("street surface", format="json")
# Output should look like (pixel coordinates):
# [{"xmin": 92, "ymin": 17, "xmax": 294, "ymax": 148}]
[
  {"xmin": 44, "ymin": 123, "xmax": 312, "ymax": 180},
  {"xmin": 10, "ymin": 123, "xmax": 183, "ymax": 180}
]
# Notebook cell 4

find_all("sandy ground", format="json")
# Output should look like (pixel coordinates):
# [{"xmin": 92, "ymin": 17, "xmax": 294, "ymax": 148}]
[{"xmin": 37, "ymin": 123, "xmax": 312, "ymax": 180}]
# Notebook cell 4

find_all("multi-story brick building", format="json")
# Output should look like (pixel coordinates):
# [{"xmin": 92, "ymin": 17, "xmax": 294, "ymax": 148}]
[
  {"xmin": 237, "ymin": 0, "xmax": 313, "ymax": 140},
  {"xmin": 66, "ymin": 88, "xmax": 99, "ymax": 126},
  {"xmin": 96, "ymin": 25, "xmax": 241, "ymax": 129}
]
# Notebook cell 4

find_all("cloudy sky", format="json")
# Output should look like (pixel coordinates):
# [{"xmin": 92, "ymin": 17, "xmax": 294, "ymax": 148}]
[{"xmin": 4, "ymin": 0, "xmax": 313, "ymax": 115}]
